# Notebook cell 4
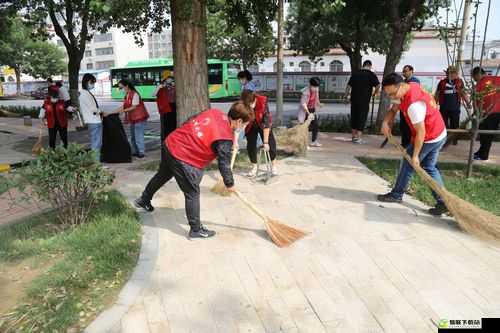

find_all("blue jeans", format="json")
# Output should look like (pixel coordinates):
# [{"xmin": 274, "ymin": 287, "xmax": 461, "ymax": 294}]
[
  {"xmin": 88, "ymin": 123, "xmax": 102, "ymax": 158},
  {"xmin": 390, "ymin": 137, "xmax": 446, "ymax": 204},
  {"xmin": 130, "ymin": 121, "xmax": 146, "ymax": 155}
]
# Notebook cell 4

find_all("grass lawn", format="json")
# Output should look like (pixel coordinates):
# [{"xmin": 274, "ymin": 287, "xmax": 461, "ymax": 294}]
[
  {"xmin": 358, "ymin": 157, "xmax": 500, "ymax": 216},
  {"xmin": 0, "ymin": 190, "xmax": 141, "ymax": 333},
  {"xmin": 134, "ymin": 149, "xmax": 292, "ymax": 172}
]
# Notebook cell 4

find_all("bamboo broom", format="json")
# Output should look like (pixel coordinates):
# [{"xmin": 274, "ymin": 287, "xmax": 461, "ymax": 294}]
[
  {"xmin": 387, "ymin": 135, "xmax": 500, "ymax": 240},
  {"xmin": 233, "ymin": 190, "xmax": 308, "ymax": 247},
  {"xmin": 32, "ymin": 125, "xmax": 43, "ymax": 156},
  {"xmin": 211, "ymin": 148, "xmax": 238, "ymax": 196},
  {"xmin": 274, "ymin": 116, "xmax": 314, "ymax": 156}
]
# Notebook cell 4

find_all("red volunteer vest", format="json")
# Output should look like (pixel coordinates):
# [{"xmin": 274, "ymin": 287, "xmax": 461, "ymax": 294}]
[
  {"xmin": 156, "ymin": 87, "xmax": 172, "ymax": 115},
  {"xmin": 166, "ymin": 109, "xmax": 234, "ymax": 169},
  {"xmin": 124, "ymin": 91, "xmax": 149, "ymax": 124},
  {"xmin": 476, "ymin": 76, "xmax": 500, "ymax": 114},
  {"xmin": 307, "ymin": 88, "xmax": 317, "ymax": 109},
  {"xmin": 245, "ymin": 94, "xmax": 270, "ymax": 133},
  {"xmin": 437, "ymin": 78, "xmax": 464, "ymax": 105},
  {"xmin": 400, "ymin": 83, "xmax": 445, "ymax": 143},
  {"xmin": 43, "ymin": 98, "xmax": 67, "ymax": 128}
]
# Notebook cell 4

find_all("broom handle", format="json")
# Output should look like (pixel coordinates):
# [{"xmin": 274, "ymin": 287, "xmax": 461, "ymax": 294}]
[
  {"xmin": 234, "ymin": 190, "xmax": 268, "ymax": 221},
  {"xmin": 230, "ymin": 148, "xmax": 238, "ymax": 170},
  {"xmin": 387, "ymin": 135, "xmax": 448, "ymax": 199}
]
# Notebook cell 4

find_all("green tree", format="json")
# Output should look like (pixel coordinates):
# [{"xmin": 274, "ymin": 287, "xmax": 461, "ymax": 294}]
[
  {"xmin": 6, "ymin": 0, "xmax": 169, "ymax": 105},
  {"xmin": 0, "ymin": 16, "xmax": 65, "ymax": 94},
  {"xmin": 207, "ymin": 0, "xmax": 275, "ymax": 69}
]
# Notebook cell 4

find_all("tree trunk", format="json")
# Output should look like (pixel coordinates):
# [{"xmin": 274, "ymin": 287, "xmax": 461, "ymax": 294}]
[
  {"xmin": 14, "ymin": 67, "xmax": 21, "ymax": 95},
  {"xmin": 456, "ymin": 0, "xmax": 472, "ymax": 69},
  {"xmin": 67, "ymin": 52, "xmax": 82, "ymax": 107},
  {"xmin": 348, "ymin": 51, "xmax": 362, "ymax": 72},
  {"xmin": 375, "ymin": 30, "xmax": 406, "ymax": 128},
  {"xmin": 275, "ymin": 0, "xmax": 284, "ymax": 126},
  {"xmin": 171, "ymin": 0, "xmax": 210, "ymax": 126}
]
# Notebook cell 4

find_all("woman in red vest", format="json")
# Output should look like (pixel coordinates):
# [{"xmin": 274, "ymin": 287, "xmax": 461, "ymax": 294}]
[
  {"xmin": 107, "ymin": 79, "xmax": 149, "ymax": 158},
  {"xmin": 154, "ymin": 77, "xmax": 177, "ymax": 142},
  {"xmin": 377, "ymin": 73, "xmax": 448, "ymax": 216},
  {"xmin": 134, "ymin": 102, "xmax": 252, "ymax": 239},
  {"xmin": 241, "ymin": 90, "xmax": 278, "ymax": 177},
  {"xmin": 39, "ymin": 85, "xmax": 68, "ymax": 149}
]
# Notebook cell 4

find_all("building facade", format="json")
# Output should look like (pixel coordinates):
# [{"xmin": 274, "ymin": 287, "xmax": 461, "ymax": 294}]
[{"xmin": 147, "ymin": 31, "xmax": 173, "ymax": 59}]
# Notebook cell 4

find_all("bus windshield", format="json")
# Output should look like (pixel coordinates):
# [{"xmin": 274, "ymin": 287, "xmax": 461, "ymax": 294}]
[{"xmin": 208, "ymin": 64, "xmax": 223, "ymax": 84}]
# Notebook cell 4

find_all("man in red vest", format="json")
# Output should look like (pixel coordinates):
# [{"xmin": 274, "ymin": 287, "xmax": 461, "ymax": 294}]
[
  {"xmin": 134, "ymin": 103, "xmax": 252, "ymax": 238},
  {"xmin": 377, "ymin": 73, "xmax": 448, "ymax": 216},
  {"xmin": 472, "ymin": 66, "xmax": 500, "ymax": 161}
]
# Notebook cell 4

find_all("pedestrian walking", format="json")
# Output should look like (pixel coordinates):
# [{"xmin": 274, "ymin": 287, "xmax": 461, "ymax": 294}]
[
  {"xmin": 377, "ymin": 73, "xmax": 448, "ymax": 216},
  {"xmin": 238, "ymin": 70, "xmax": 257, "ymax": 92},
  {"xmin": 79, "ymin": 74, "xmax": 102, "ymax": 158},
  {"xmin": 134, "ymin": 103, "xmax": 252, "ymax": 239},
  {"xmin": 39, "ymin": 85, "xmax": 68, "ymax": 149},
  {"xmin": 400, "ymin": 65, "xmax": 421, "ymax": 147},
  {"xmin": 345, "ymin": 60, "xmax": 380, "ymax": 144},
  {"xmin": 298, "ymin": 77, "xmax": 322, "ymax": 147},
  {"xmin": 241, "ymin": 90, "xmax": 278, "ymax": 177},
  {"xmin": 108, "ymin": 79, "xmax": 149, "ymax": 158},
  {"xmin": 435, "ymin": 65, "xmax": 470, "ymax": 144},
  {"xmin": 472, "ymin": 66, "xmax": 500, "ymax": 161}
]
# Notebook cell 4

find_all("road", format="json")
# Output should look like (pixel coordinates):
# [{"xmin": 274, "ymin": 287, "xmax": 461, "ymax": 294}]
[{"xmin": 0, "ymin": 98, "xmax": 364, "ymax": 123}]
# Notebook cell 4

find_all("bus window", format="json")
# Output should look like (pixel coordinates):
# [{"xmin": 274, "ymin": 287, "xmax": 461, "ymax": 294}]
[
  {"xmin": 227, "ymin": 63, "xmax": 241, "ymax": 78},
  {"xmin": 208, "ymin": 64, "xmax": 223, "ymax": 84}
]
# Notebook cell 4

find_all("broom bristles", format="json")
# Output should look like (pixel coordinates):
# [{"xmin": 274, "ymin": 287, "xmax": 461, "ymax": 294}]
[
  {"xmin": 211, "ymin": 179, "xmax": 230, "ymax": 196},
  {"xmin": 275, "ymin": 117, "xmax": 313, "ymax": 156},
  {"xmin": 263, "ymin": 218, "xmax": 308, "ymax": 247}
]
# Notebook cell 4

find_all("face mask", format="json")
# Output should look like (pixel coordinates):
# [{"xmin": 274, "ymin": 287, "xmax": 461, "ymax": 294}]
[
  {"xmin": 51, "ymin": 97, "xmax": 58, "ymax": 103},
  {"xmin": 88, "ymin": 83, "xmax": 95, "ymax": 90},
  {"xmin": 166, "ymin": 78, "xmax": 173, "ymax": 84},
  {"xmin": 239, "ymin": 80, "xmax": 246, "ymax": 85}
]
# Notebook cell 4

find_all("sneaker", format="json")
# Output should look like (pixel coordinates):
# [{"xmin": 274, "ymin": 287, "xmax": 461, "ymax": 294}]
[
  {"xmin": 376, "ymin": 193, "xmax": 402, "ymax": 203},
  {"xmin": 247, "ymin": 164, "xmax": 258, "ymax": 178},
  {"xmin": 189, "ymin": 225, "xmax": 216, "ymax": 238},
  {"xmin": 134, "ymin": 197, "xmax": 154, "ymax": 212},
  {"xmin": 429, "ymin": 202, "xmax": 448, "ymax": 216},
  {"xmin": 271, "ymin": 165, "xmax": 279, "ymax": 176},
  {"xmin": 310, "ymin": 141, "xmax": 322, "ymax": 147},
  {"xmin": 352, "ymin": 138, "xmax": 364, "ymax": 145},
  {"xmin": 473, "ymin": 153, "xmax": 487, "ymax": 161}
]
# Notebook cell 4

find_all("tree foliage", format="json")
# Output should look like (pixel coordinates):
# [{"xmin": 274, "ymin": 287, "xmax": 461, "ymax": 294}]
[
  {"xmin": 207, "ymin": 0, "xmax": 275, "ymax": 68},
  {"xmin": 0, "ymin": 16, "xmax": 65, "ymax": 93}
]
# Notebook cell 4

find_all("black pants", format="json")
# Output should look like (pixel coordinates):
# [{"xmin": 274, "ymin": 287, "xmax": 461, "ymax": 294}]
[
  {"xmin": 245, "ymin": 125, "xmax": 277, "ymax": 164},
  {"xmin": 48, "ymin": 124, "xmax": 68, "ymax": 149},
  {"xmin": 399, "ymin": 113, "xmax": 411, "ymax": 148},
  {"xmin": 476, "ymin": 113, "xmax": 500, "ymax": 160},
  {"xmin": 307, "ymin": 109, "xmax": 319, "ymax": 142},
  {"xmin": 440, "ymin": 108, "xmax": 460, "ymax": 129},
  {"xmin": 350, "ymin": 101, "xmax": 370, "ymax": 131},
  {"xmin": 142, "ymin": 145, "xmax": 203, "ymax": 231},
  {"xmin": 160, "ymin": 110, "xmax": 177, "ymax": 159}
]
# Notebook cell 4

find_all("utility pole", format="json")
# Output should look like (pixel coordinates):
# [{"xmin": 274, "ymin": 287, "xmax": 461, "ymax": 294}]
[
  {"xmin": 456, "ymin": 0, "xmax": 472, "ymax": 70},
  {"xmin": 276, "ymin": 0, "xmax": 284, "ymax": 125}
]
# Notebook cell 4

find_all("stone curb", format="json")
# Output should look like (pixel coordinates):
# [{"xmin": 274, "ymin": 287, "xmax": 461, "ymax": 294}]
[{"xmin": 85, "ymin": 209, "xmax": 158, "ymax": 333}]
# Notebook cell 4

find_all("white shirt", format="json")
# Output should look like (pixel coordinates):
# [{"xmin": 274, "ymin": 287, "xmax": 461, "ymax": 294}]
[
  {"xmin": 407, "ymin": 101, "xmax": 447, "ymax": 143},
  {"xmin": 59, "ymin": 86, "xmax": 71, "ymax": 102},
  {"xmin": 131, "ymin": 92, "xmax": 139, "ymax": 106},
  {"xmin": 79, "ymin": 89, "xmax": 101, "ymax": 124}
]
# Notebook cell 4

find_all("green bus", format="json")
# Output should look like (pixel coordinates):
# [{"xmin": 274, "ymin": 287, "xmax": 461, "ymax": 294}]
[{"xmin": 110, "ymin": 58, "xmax": 242, "ymax": 100}]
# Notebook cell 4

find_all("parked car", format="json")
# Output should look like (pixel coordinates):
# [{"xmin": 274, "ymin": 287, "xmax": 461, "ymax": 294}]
[{"xmin": 30, "ymin": 87, "xmax": 47, "ymax": 99}]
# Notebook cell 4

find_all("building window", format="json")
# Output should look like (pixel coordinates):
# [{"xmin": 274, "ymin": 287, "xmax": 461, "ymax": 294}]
[
  {"xmin": 289, "ymin": 62, "xmax": 294, "ymax": 67},
  {"xmin": 85, "ymin": 50, "xmax": 92, "ymax": 57},
  {"xmin": 94, "ymin": 33, "xmax": 112, "ymax": 42},
  {"xmin": 95, "ymin": 47, "xmax": 113, "ymax": 56},
  {"xmin": 96, "ymin": 61, "xmax": 115, "ymax": 69},
  {"xmin": 299, "ymin": 61, "xmax": 311, "ymax": 72},
  {"xmin": 248, "ymin": 64, "xmax": 259, "ymax": 73},
  {"xmin": 329, "ymin": 60, "xmax": 343, "ymax": 72},
  {"xmin": 87, "ymin": 63, "xmax": 93, "ymax": 70},
  {"xmin": 320, "ymin": 62, "xmax": 325, "ymax": 66}
]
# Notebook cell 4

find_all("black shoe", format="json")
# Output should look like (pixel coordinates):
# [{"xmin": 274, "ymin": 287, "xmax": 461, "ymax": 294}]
[
  {"xmin": 473, "ymin": 152, "xmax": 487, "ymax": 161},
  {"xmin": 134, "ymin": 197, "xmax": 154, "ymax": 212},
  {"xmin": 133, "ymin": 153, "xmax": 145, "ymax": 159},
  {"xmin": 189, "ymin": 225, "xmax": 216, "ymax": 238},
  {"xmin": 377, "ymin": 193, "xmax": 402, "ymax": 203},
  {"xmin": 429, "ymin": 202, "xmax": 448, "ymax": 216}
]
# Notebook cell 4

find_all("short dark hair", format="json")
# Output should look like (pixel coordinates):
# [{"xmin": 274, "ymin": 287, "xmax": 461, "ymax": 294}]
[
  {"xmin": 403, "ymin": 65, "xmax": 414, "ymax": 71},
  {"xmin": 240, "ymin": 89, "xmax": 256, "ymax": 106},
  {"xmin": 82, "ymin": 73, "xmax": 97, "ymax": 90},
  {"xmin": 382, "ymin": 72, "xmax": 404, "ymax": 87},
  {"xmin": 309, "ymin": 77, "xmax": 320, "ymax": 87},
  {"xmin": 472, "ymin": 66, "xmax": 486, "ymax": 76},
  {"xmin": 362, "ymin": 60, "xmax": 372, "ymax": 67},
  {"xmin": 55, "ymin": 81, "xmax": 63, "ymax": 87},
  {"xmin": 47, "ymin": 77, "xmax": 53, "ymax": 83},
  {"xmin": 118, "ymin": 79, "xmax": 137, "ymax": 93},
  {"xmin": 237, "ymin": 70, "xmax": 253, "ymax": 81}
]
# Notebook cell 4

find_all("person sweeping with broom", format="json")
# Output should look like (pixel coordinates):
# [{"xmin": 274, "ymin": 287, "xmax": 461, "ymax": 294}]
[
  {"xmin": 134, "ymin": 102, "xmax": 252, "ymax": 238},
  {"xmin": 377, "ymin": 73, "xmax": 448, "ymax": 216}
]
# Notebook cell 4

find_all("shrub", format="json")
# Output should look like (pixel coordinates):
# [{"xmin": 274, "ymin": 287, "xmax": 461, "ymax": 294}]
[
  {"xmin": 11, "ymin": 144, "xmax": 114, "ymax": 225},
  {"xmin": 0, "ymin": 105, "xmax": 39, "ymax": 118}
]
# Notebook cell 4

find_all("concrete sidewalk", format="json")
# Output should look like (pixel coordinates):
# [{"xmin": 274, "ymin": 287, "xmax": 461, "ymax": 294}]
[{"xmin": 87, "ymin": 148, "xmax": 500, "ymax": 333}]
